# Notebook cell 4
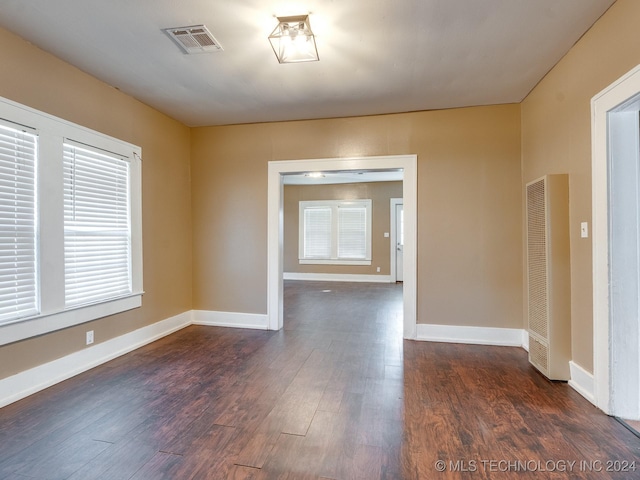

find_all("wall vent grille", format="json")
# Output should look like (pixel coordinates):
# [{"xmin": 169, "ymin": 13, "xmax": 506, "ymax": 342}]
[
  {"xmin": 525, "ymin": 174, "xmax": 571, "ymax": 381},
  {"xmin": 529, "ymin": 334, "xmax": 549, "ymax": 373},
  {"xmin": 527, "ymin": 179, "xmax": 548, "ymax": 339}
]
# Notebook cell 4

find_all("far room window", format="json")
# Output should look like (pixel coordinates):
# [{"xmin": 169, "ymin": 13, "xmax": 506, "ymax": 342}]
[{"xmin": 299, "ymin": 199, "xmax": 372, "ymax": 265}]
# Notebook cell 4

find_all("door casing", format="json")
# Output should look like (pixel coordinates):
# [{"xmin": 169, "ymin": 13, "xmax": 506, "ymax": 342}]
[{"xmin": 267, "ymin": 155, "xmax": 417, "ymax": 339}]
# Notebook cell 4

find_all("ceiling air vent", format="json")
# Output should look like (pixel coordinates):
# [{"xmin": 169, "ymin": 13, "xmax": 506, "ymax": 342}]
[{"xmin": 164, "ymin": 25, "xmax": 223, "ymax": 54}]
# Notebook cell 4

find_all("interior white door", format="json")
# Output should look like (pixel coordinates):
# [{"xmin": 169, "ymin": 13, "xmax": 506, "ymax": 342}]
[{"xmin": 395, "ymin": 203, "xmax": 404, "ymax": 282}]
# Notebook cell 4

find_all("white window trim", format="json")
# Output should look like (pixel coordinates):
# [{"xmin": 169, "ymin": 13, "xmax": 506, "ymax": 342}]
[
  {"xmin": 298, "ymin": 199, "xmax": 372, "ymax": 266},
  {"xmin": 0, "ymin": 96, "xmax": 143, "ymax": 347}
]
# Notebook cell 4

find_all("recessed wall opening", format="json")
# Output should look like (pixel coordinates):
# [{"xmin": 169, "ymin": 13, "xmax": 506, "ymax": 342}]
[
  {"xmin": 267, "ymin": 155, "xmax": 417, "ymax": 339},
  {"xmin": 280, "ymin": 170, "xmax": 404, "ymax": 336}
]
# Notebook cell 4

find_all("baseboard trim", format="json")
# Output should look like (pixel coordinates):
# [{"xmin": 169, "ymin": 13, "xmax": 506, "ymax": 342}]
[
  {"xmin": 416, "ymin": 324, "xmax": 526, "ymax": 347},
  {"xmin": 569, "ymin": 361, "xmax": 596, "ymax": 405},
  {"xmin": 0, "ymin": 311, "xmax": 192, "ymax": 408},
  {"xmin": 283, "ymin": 272, "xmax": 392, "ymax": 283},
  {"xmin": 192, "ymin": 310, "xmax": 268, "ymax": 330},
  {"xmin": 522, "ymin": 330, "xmax": 530, "ymax": 352}
]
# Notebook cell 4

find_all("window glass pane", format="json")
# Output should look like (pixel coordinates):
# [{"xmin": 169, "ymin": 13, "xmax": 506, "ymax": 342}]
[{"xmin": 64, "ymin": 143, "xmax": 131, "ymax": 307}]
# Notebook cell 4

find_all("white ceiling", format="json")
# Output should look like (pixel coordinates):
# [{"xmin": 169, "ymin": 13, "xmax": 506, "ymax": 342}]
[{"xmin": 0, "ymin": 0, "xmax": 615, "ymax": 127}]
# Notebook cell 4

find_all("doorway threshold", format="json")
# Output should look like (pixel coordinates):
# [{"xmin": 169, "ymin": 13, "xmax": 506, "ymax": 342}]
[{"xmin": 615, "ymin": 417, "xmax": 640, "ymax": 439}]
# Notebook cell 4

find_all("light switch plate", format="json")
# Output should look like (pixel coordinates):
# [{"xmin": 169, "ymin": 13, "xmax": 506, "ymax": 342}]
[{"xmin": 581, "ymin": 222, "xmax": 589, "ymax": 238}]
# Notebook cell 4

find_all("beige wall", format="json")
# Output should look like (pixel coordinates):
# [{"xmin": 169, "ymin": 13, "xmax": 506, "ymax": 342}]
[
  {"xmin": 192, "ymin": 105, "xmax": 523, "ymax": 328},
  {"xmin": 0, "ymin": 28, "xmax": 192, "ymax": 379},
  {"xmin": 283, "ymin": 182, "xmax": 403, "ymax": 276},
  {"xmin": 521, "ymin": 0, "xmax": 640, "ymax": 372}
]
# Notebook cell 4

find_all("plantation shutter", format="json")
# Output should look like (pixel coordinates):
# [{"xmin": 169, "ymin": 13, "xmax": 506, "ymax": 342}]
[
  {"xmin": 337, "ymin": 206, "xmax": 367, "ymax": 259},
  {"xmin": 0, "ymin": 123, "xmax": 38, "ymax": 324},
  {"xmin": 63, "ymin": 142, "xmax": 131, "ymax": 307},
  {"xmin": 303, "ymin": 207, "xmax": 332, "ymax": 258}
]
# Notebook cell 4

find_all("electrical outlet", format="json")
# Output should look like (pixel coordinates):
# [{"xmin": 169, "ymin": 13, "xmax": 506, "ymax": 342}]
[
  {"xmin": 376, "ymin": 267, "xmax": 381, "ymax": 272},
  {"xmin": 86, "ymin": 330, "xmax": 94, "ymax": 345}
]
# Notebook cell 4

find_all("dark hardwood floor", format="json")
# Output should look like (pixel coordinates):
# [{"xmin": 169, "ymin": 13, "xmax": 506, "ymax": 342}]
[{"xmin": 1, "ymin": 281, "xmax": 639, "ymax": 479}]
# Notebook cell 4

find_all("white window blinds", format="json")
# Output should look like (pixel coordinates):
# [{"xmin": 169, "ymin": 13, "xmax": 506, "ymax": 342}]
[
  {"xmin": 338, "ymin": 206, "xmax": 367, "ymax": 259},
  {"xmin": 64, "ymin": 142, "xmax": 131, "ymax": 307},
  {"xmin": 0, "ymin": 123, "xmax": 38, "ymax": 324},
  {"xmin": 303, "ymin": 207, "xmax": 332, "ymax": 258},
  {"xmin": 299, "ymin": 199, "xmax": 371, "ymax": 265}
]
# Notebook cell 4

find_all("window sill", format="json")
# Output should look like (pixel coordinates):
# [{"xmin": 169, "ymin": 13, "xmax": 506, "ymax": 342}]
[
  {"xmin": 0, "ymin": 293, "xmax": 143, "ymax": 347},
  {"xmin": 299, "ymin": 259, "xmax": 372, "ymax": 266}
]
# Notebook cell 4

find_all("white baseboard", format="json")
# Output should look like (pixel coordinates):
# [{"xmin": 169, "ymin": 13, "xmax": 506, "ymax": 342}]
[
  {"xmin": 416, "ymin": 324, "xmax": 527, "ymax": 348},
  {"xmin": 522, "ymin": 330, "xmax": 530, "ymax": 352},
  {"xmin": 284, "ymin": 272, "xmax": 392, "ymax": 283},
  {"xmin": 0, "ymin": 311, "xmax": 192, "ymax": 408},
  {"xmin": 569, "ymin": 361, "xmax": 596, "ymax": 405},
  {"xmin": 192, "ymin": 310, "xmax": 268, "ymax": 330}
]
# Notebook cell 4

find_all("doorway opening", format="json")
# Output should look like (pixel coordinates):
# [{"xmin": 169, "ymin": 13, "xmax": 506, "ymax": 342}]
[
  {"xmin": 390, "ymin": 198, "xmax": 404, "ymax": 283},
  {"xmin": 267, "ymin": 155, "xmax": 417, "ymax": 339},
  {"xmin": 592, "ymin": 64, "xmax": 640, "ymax": 421}
]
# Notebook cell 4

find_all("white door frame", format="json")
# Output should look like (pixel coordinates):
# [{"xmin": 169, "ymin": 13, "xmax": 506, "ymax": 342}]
[
  {"xmin": 267, "ymin": 155, "xmax": 418, "ymax": 339},
  {"xmin": 592, "ymin": 64, "xmax": 640, "ymax": 415},
  {"xmin": 390, "ymin": 198, "xmax": 403, "ymax": 283}
]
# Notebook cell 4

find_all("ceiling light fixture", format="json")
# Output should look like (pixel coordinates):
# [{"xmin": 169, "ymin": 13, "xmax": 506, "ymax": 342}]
[{"xmin": 268, "ymin": 15, "xmax": 319, "ymax": 64}]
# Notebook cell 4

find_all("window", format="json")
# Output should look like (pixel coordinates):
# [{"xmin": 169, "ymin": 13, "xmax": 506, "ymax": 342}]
[
  {"xmin": 302, "ymin": 206, "xmax": 332, "ymax": 259},
  {"xmin": 64, "ymin": 143, "xmax": 131, "ymax": 307},
  {"xmin": 0, "ymin": 122, "xmax": 38, "ymax": 324},
  {"xmin": 299, "ymin": 199, "xmax": 372, "ymax": 265},
  {"xmin": 337, "ymin": 205, "xmax": 368, "ymax": 259},
  {"xmin": 0, "ymin": 95, "xmax": 142, "ymax": 346}
]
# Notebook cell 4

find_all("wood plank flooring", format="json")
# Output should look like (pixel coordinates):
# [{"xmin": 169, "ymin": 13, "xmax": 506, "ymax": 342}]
[{"xmin": 1, "ymin": 280, "xmax": 639, "ymax": 479}]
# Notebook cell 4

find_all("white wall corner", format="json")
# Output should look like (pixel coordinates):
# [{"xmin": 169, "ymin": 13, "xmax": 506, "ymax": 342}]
[
  {"xmin": 568, "ymin": 361, "xmax": 596, "ymax": 406},
  {"xmin": 416, "ymin": 324, "xmax": 526, "ymax": 347},
  {"xmin": 0, "ymin": 311, "xmax": 192, "ymax": 408},
  {"xmin": 192, "ymin": 310, "xmax": 268, "ymax": 330},
  {"xmin": 283, "ymin": 272, "xmax": 393, "ymax": 283}
]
